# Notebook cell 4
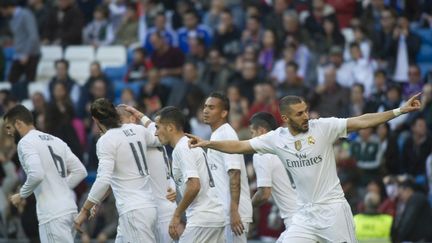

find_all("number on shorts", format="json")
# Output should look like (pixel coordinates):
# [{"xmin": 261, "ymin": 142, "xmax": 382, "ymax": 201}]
[
  {"xmin": 48, "ymin": 146, "xmax": 66, "ymax": 177},
  {"xmin": 202, "ymin": 152, "xmax": 215, "ymax": 187},
  {"xmin": 129, "ymin": 141, "xmax": 149, "ymax": 176},
  {"xmin": 285, "ymin": 169, "xmax": 296, "ymax": 189}
]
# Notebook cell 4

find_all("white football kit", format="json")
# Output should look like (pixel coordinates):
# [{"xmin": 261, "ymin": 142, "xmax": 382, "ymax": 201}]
[
  {"xmin": 172, "ymin": 136, "xmax": 225, "ymax": 243},
  {"xmin": 249, "ymin": 118, "xmax": 357, "ymax": 243},
  {"xmin": 208, "ymin": 123, "xmax": 253, "ymax": 243},
  {"xmin": 17, "ymin": 130, "xmax": 87, "ymax": 243},
  {"xmin": 88, "ymin": 123, "xmax": 160, "ymax": 242}
]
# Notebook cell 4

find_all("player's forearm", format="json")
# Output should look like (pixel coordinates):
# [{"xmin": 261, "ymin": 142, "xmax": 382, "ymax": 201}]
[
  {"xmin": 228, "ymin": 170, "xmax": 241, "ymax": 213},
  {"xmin": 66, "ymin": 162, "xmax": 88, "ymax": 189},
  {"xmin": 174, "ymin": 178, "xmax": 200, "ymax": 217},
  {"xmin": 206, "ymin": 140, "xmax": 255, "ymax": 154},
  {"xmin": 252, "ymin": 190, "xmax": 267, "ymax": 207},
  {"xmin": 347, "ymin": 110, "xmax": 396, "ymax": 132},
  {"xmin": 80, "ymin": 199, "xmax": 97, "ymax": 216},
  {"xmin": 88, "ymin": 180, "xmax": 111, "ymax": 204}
]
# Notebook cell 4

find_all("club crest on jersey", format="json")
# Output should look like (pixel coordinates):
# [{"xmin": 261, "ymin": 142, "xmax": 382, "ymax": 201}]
[
  {"xmin": 307, "ymin": 136, "xmax": 315, "ymax": 145},
  {"xmin": 294, "ymin": 140, "xmax": 302, "ymax": 151}
]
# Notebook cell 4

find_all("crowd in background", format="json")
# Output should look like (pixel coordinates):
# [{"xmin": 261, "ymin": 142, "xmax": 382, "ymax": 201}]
[{"xmin": 1, "ymin": 0, "xmax": 432, "ymax": 242}]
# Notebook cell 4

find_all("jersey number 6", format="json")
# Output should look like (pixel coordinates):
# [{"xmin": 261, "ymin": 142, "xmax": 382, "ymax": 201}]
[{"xmin": 48, "ymin": 146, "xmax": 66, "ymax": 178}]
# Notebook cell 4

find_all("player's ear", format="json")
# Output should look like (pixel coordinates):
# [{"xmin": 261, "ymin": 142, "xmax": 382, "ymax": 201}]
[
  {"xmin": 281, "ymin": 115, "xmax": 289, "ymax": 124},
  {"xmin": 221, "ymin": 110, "xmax": 228, "ymax": 120}
]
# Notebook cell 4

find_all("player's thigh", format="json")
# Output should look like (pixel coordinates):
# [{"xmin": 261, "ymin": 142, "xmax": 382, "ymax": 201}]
[
  {"xmin": 225, "ymin": 223, "xmax": 249, "ymax": 243},
  {"xmin": 180, "ymin": 226, "xmax": 224, "ymax": 243},
  {"xmin": 39, "ymin": 213, "xmax": 76, "ymax": 243},
  {"xmin": 157, "ymin": 220, "xmax": 174, "ymax": 243},
  {"xmin": 119, "ymin": 207, "xmax": 157, "ymax": 243},
  {"xmin": 320, "ymin": 202, "xmax": 357, "ymax": 243}
]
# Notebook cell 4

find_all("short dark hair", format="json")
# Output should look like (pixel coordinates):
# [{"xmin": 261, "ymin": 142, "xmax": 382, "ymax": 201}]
[
  {"xmin": 353, "ymin": 83, "xmax": 365, "ymax": 93},
  {"xmin": 279, "ymin": 95, "xmax": 305, "ymax": 114},
  {"xmin": 90, "ymin": 98, "xmax": 121, "ymax": 129},
  {"xmin": 349, "ymin": 42, "xmax": 360, "ymax": 50},
  {"xmin": 249, "ymin": 112, "xmax": 278, "ymax": 131},
  {"xmin": 286, "ymin": 61, "xmax": 299, "ymax": 71},
  {"xmin": 3, "ymin": 104, "xmax": 34, "ymax": 125},
  {"xmin": 54, "ymin": 59, "xmax": 69, "ymax": 69},
  {"xmin": 156, "ymin": 106, "xmax": 185, "ymax": 131},
  {"xmin": 208, "ymin": 92, "xmax": 230, "ymax": 112}
]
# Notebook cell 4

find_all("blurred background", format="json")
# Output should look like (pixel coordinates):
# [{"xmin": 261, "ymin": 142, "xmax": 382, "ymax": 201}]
[{"xmin": 0, "ymin": 0, "xmax": 432, "ymax": 242}]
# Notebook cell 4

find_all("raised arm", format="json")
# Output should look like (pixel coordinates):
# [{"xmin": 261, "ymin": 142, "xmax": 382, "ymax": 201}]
[
  {"xmin": 186, "ymin": 133, "xmax": 256, "ymax": 154},
  {"xmin": 347, "ymin": 93, "xmax": 421, "ymax": 133}
]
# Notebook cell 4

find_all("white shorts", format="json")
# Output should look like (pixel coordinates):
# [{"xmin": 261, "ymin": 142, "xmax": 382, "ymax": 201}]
[
  {"xmin": 39, "ymin": 213, "xmax": 76, "ymax": 243},
  {"xmin": 283, "ymin": 201, "xmax": 357, "ymax": 243},
  {"xmin": 225, "ymin": 223, "xmax": 250, "ymax": 243},
  {"xmin": 117, "ymin": 207, "xmax": 157, "ymax": 243},
  {"xmin": 157, "ymin": 220, "xmax": 174, "ymax": 243},
  {"xmin": 179, "ymin": 226, "xmax": 224, "ymax": 243},
  {"xmin": 276, "ymin": 217, "xmax": 293, "ymax": 243}
]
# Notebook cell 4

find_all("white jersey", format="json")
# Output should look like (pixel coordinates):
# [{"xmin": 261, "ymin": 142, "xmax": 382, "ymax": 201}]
[
  {"xmin": 17, "ymin": 130, "xmax": 87, "ymax": 225},
  {"xmin": 253, "ymin": 153, "xmax": 298, "ymax": 221},
  {"xmin": 207, "ymin": 123, "xmax": 253, "ymax": 223},
  {"xmin": 172, "ymin": 136, "xmax": 225, "ymax": 227},
  {"xmin": 88, "ymin": 123, "xmax": 160, "ymax": 215},
  {"xmin": 249, "ymin": 118, "xmax": 347, "ymax": 204}
]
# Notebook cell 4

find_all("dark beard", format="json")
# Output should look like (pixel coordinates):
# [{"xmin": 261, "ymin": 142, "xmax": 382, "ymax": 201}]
[
  {"xmin": 13, "ymin": 130, "xmax": 21, "ymax": 144},
  {"xmin": 291, "ymin": 121, "xmax": 309, "ymax": 134}
]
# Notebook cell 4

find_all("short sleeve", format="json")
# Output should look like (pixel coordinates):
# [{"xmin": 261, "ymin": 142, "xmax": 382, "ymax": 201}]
[
  {"xmin": 316, "ymin": 118, "xmax": 347, "ymax": 142},
  {"xmin": 142, "ymin": 126, "xmax": 161, "ymax": 147},
  {"xmin": 253, "ymin": 154, "xmax": 272, "ymax": 188},
  {"xmin": 224, "ymin": 153, "xmax": 243, "ymax": 172},
  {"xmin": 249, "ymin": 130, "xmax": 277, "ymax": 155},
  {"xmin": 178, "ymin": 147, "xmax": 200, "ymax": 179}
]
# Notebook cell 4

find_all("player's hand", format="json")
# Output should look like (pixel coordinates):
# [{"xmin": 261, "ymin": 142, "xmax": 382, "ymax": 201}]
[
  {"xmin": 230, "ymin": 210, "xmax": 244, "ymax": 236},
  {"xmin": 169, "ymin": 214, "xmax": 181, "ymax": 240},
  {"xmin": 9, "ymin": 193, "xmax": 24, "ymax": 208},
  {"xmin": 400, "ymin": 92, "xmax": 422, "ymax": 114},
  {"xmin": 81, "ymin": 233, "xmax": 91, "ymax": 243},
  {"xmin": 120, "ymin": 104, "xmax": 144, "ymax": 120},
  {"xmin": 166, "ymin": 188, "xmax": 176, "ymax": 202},
  {"xmin": 89, "ymin": 204, "xmax": 99, "ymax": 220},
  {"xmin": 74, "ymin": 210, "xmax": 89, "ymax": 234},
  {"xmin": 185, "ymin": 133, "xmax": 209, "ymax": 148}
]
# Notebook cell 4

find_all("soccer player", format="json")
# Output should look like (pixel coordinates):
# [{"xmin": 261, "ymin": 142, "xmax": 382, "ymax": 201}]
[
  {"xmin": 154, "ymin": 106, "xmax": 225, "ymax": 242},
  {"xmin": 116, "ymin": 105, "xmax": 177, "ymax": 243},
  {"xmin": 188, "ymin": 94, "xmax": 421, "ymax": 243},
  {"xmin": 74, "ymin": 98, "xmax": 160, "ymax": 242},
  {"xmin": 202, "ymin": 92, "xmax": 252, "ymax": 243},
  {"xmin": 249, "ymin": 112, "xmax": 298, "ymax": 242},
  {"xmin": 4, "ymin": 105, "xmax": 87, "ymax": 243}
]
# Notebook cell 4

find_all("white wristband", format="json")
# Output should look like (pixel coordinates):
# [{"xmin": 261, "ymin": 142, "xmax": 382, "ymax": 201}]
[
  {"xmin": 140, "ymin": 115, "xmax": 151, "ymax": 125},
  {"xmin": 392, "ymin": 108, "xmax": 402, "ymax": 117}
]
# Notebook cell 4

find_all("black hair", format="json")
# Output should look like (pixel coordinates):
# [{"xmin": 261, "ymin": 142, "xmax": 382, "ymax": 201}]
[
  {"xmin": 349, "ymin": 42, "xmax": 360, "ymax": 50},
  {"xmin": 90, "ymin": 98, "xmax": 121, "ymax": 129},
  {"xmin": 208, "ymin": 92, "xmax": 230, "ymax": 112},
  {"xmin": 54, "ymin": 59, "xmax": 69, "ymax": 69},
  {"xmin": 352, "ymin": 83, "xmax": 365, "ymax": 93},
  {"xmin": 286, "ymin": 61, "xmax": 299, "ymax": 71},
  {"xmin": 279, "ymin": 95, "xmax": 305, "ymax": 114},
  {"xmin": 3, "ymin": 104, "xmax": 34, "ymax": 125},
  {"xmin": 249, "ymin": 112, "xmax": 278, "ymax": 131},
  {"xmin": 156, "ymin": 106, "xmax": 185, "ymax": 131}
]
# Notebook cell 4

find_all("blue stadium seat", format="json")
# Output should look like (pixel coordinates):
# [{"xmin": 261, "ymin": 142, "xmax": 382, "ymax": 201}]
[
  {"xmin": 113, "ymin": 81, "xmax": 143, "ymax": 102},
  {"xmin": 413, "ymin": 28, "xmax": 432, "ymax": 45},
  {"xmin": 3, "ymin": 47, "xmax": 15, "ymax": 61},
  {"xmin": 417, "ymin": 44, "xmax": 432, "ymax": 62},
  {"xmin": 418, "ymin": 62, "xmax": 432, "ymax": 77},
  {"xmin": 104, "ymin": 66, "xmax": 127, "ymax": 82}
]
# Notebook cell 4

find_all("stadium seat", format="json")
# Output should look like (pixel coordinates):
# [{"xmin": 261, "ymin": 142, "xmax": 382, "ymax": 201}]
[
  {"xmin": 96, "ymin": 45, "xmax": 127, "ymax": 68},
  {"xmin": 36, "ymin": 61, "xmax": 56, "ymax": 81},
  {"xmin": 28, "ymin": 81, "xmax": 48, "ymax": 98},
  {"xmin": 21, "ymin": 98, "xmax": 33, "ymax": 111},
  {"xmin": 0, "ymin": 82, "xmax": 11, "ymax": 90},
  {"xmin": 64, "ymin": 45, "xmax": 95, "ymax": 62},
  {"xmin": 104, "ymin": 66, "xmax": 127, "ymax": 81},
  {"xmin": 416, "ymin": 44, "xmax": 432, "ymax": 62},
  {"xmin": 113, "ymin": 81, "xmax": 142, "ymax": 102},
  {"xmin": 40, "ymin": 45, "xmax": 62, "ymax": 61},
  {"xmin": 69, "ymin": 61, "xmax": 91, "ymax": 86},
  {"xmin": 412, "ymin": 28, "xmax": 432, "ymax": 45},
  {"xmin": 418, "ymin": 62, "xmax": 432, "ymax": 77}
]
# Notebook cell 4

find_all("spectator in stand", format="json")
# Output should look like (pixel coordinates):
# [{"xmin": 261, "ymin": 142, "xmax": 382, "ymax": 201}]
[
  {"xmin": 310, "ymin": 66, "xmax": 350, "ymax": 117},
  {"xmin": 213, "ymin": 8, "xmax": 241, "ymax": 61},
  {"xmin": 365, "ymin": 70, "xmax": 389, "ymax": 113},
  {"xmin": 346, "ymin": 43, "xmax": 375, "ymax": 96},
  {"xmin": 201, "ymin": 48, "xmax": 232, "ymax": 92},
  {"xmin": 48, "ymin": 59, "xmax": 81, "ymax": 108},
  {"xmin": 317, "ymin": 46, "xmax": 353, "ymax": 87},
  {"xmin": 245, "ymin": 82, "xmax": 283, "ymax": 126},
  {"xmin": 241, "ymin": 15, "xmax": 263, "ymax": 48},
  {"xmin": 417, "ymin": 83, "xmax": 432, "ymax": 130},
  {"xmin": 303, "ymin": 0, "xmax": 337, "ymax": 40},
  {"xmin": 150, "ymin": 31, "xmax": 185, "ymax": 83},
  {"xmin": 104, "ymin": 0, "xmax": 126, "ymax": 32},
  {"xmin": 391, "ymin": 179, "xmax": 432, "ymax": 242},
  {"xmin": 276, "ymin": 61, "xmax": 310, "ymax": 99},
  {"xmin": 371, "ymin": 8, "xmax": 397, "ymax": 65},
  {"xmin": 30, "ymin": 91, "xmax": 46, "ymax": 122},
  {"xmin": 271, "ymin": 41, "xmax": 310, "ymax": 85},
  {"xmin": 263, "ymin": 0, "xmax": 289, "ymax": 41},
  {"xmin": 401, "ymin": 117, "xmax": 432, "ymax": 177},
  {"xmin": 113, "ymin": 3, "xmax": 139, "ymax": 47},
  {"xmin": 28, "ymin": 0, "xmax": 50, "ymax": 35},
  {"xmin": 138, "ymin": 68, "xmax": 170, "ymax": 116},
  {"xmin": 345, "ymin": 27, "xmax": 372, "ymax": 61},
  {"xmin": 177, "ymin": 10, "xmax": 212, "ymax": 53},
  {"xmin": 354, "ymin": 192, "xmax": 393, "ymax": 242},
  {"xmin": 186, "ymin": 36, "xmax": 207, "ymax": 76},
  {"xmin": 79, "ymin": 79, "xmax": 108, "ymax": 129},
  {"xmin": 125, "ymin": 47, "xmax": 153, "ymax": 83},
  {"xmin": 403, "ymin": 65, "xmax": 424, "ymax": 100},
  {"xmin": 281, "ymin": 10, "xmax": 311, "ymax": 48},
  {"xmin": 82, "ymin": 5, "xmax": 113, "ymax": 47},
  {"xmin": 233, "ymin": 60, "xmax": 260, "ymax": 103},
  {"xmin": 0, "ymin": 0, "xmax": 40, "ymax": 84},
  {"xmin": 170, "ymin": 0, "xmax": 193, "ymax": 30},
  {"xmin": 82, "ymin": 61, "xmax": 113, "ymax": 101},
  {"xmin": 378, "ymin": 84, "xmax": 408, "ymax": 131},
  {"xmin": 42, "ymin": 0, "xmax": 84, "ymax": 46},
  {"xmin": 142, "ymin": 11, "xmax": 177, "ymax": 54},
  {"xmin": 312, "ymin": 16, "xmax": 345, "ymax": 57},
  {"xmin": 349, "ymin": 83, "xmax": 366, "ymax": 117},
  {"xmin": 227, "ymin": 84, "xmax": 249, "ymax": 132},
  {"xmin": 361, "ymin": 0, "xmax": 387, "ymax": 36},
  {"xmin": 203, "ymin": 0, "xmax": 224, "ymax": 33},
  {"xmin": 376, "ymin": 122, "xmax": 400, "ymax": 175},
  {"xmin": 258, "ymin": 29, "xmax": 278, "ymax": 74},
  {"xmin": 390, "ymin": 15, "xmax": 421, "ymax": 83},
  {"xmin": 326, "ymin": 0, "xmax": 357, "ymax": 29}
]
